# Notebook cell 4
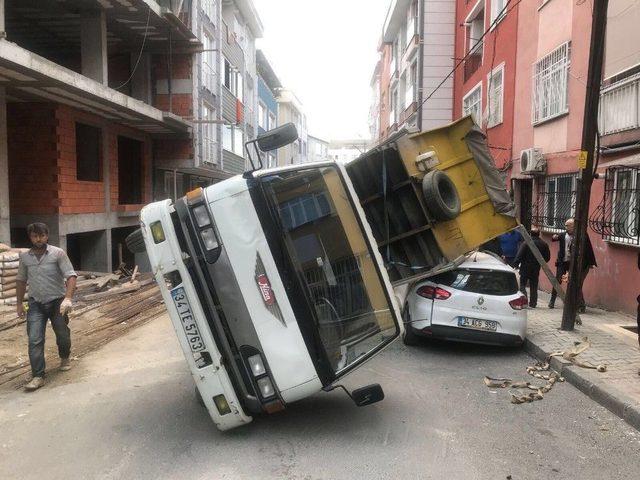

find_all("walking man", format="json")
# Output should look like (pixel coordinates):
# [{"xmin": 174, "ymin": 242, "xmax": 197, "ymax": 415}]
[
  {"xmin": 548, "ymin": 218, "xmax": 597, "ymax": 312},
  {"xmin": 512, "ymin": 227, "xmax": 550, "ymax": 308},
  {"xmin": 15, "ymin": 223, "xmax": 77, "ymax": 391}
]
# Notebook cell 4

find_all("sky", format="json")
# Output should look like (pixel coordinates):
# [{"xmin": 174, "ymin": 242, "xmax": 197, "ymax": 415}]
[{"xmin": 252, "ymin": 0, "xmax": 390, "ymax": 142}]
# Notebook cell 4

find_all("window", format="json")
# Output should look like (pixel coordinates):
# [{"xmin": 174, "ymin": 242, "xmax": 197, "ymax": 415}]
[
  {"xmin": 202, "ymin": 0, "xmax": 216, "ymax": 21},
  {"xmin": 268, "ymin": 111, "xmax": 276, "ymax": 130},
  {"xmin": 591, "ymin": 167, "xmax": 640, "ymax": 246},
  {"xmin": 405, "ymin": 61, "xmax": 417, "ymax": 109},
  {"xmin": 202, "ymin": 31, "xmax": 216, "ymax": 93},
  {"xmin": 490, "ymin": 0, "xmax": 507, "ymax": 24},
  {"xmin": 465, "ymin": 0, "xmax": 485, "ymax": 55},
  {"xmin": 223, "ymin": 125, "xmax": 244, "ymax": 157},
  {"xmin": 258, "ymin": 102, "xmax": 267, "ymax": 130},
  {"xmin": 463, "ymin": 82, "xmax": 482, "ymax": 124},
  {"xmin": 236, "ymin": 72, "xmax": 243, "ymax": 103},
  {"xmin": 430, "ymin": 268, "xmax": 518, "ymax": 296},
  {"xmin": 201, "ymin": 104, "xmax": 217, "ymax": 164},
  {"xmin": 405, "ymin": 0, "xmax": 418, "ymax": 48},
  {"xmin": 222, "ymin": 124, "xmax": 233, "ymax": 152},
  {"xmin": 534, "ymin": 174, "xmax": 577, "ymax": 231},
  {"xmin": 533, "ymin": 42, "xmax": 570, "ymax": 124},
  {"xmin": 390, "ymin": 87, "xmax": 398, "ymax": 125},
  {"xmin": 233, "ymin": 126, "xmax": 244, "ymax": 156},
  {"xmin": 487, "ymin": 65, "xmax": 504, "ymax": 127},
  {"xmin": 75, "ymin": 123, "xmax": 101, "ymax": 182},
  {"xmin": 117, "ymin": 136, "xmax": 143, "ymax": 205},
  {"xmin": 223, "ymin": 56, "xmax": 232, "ymax": 90}
]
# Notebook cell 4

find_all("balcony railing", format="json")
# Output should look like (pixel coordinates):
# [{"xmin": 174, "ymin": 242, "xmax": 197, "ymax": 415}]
[
  {"xmin": 464, "ymin": 52, "xmax": 482, "ymax": 83},
  {"xmin": 599, "ymin": 73, "xmax": 640, "ymax": 136}
]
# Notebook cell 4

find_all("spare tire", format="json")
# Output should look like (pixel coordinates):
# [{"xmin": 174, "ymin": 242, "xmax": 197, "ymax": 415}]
[
  {"xmin": 421, "ymin": 170, "xmax": 461, "ymax": 221},
  {"xmin": 125, "ymin": 228, "xmax": 146, "ymax": 254}
]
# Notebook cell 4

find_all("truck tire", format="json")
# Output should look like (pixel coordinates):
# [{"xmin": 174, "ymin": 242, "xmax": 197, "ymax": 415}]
[
  {"xmin": 421, "ymin": 170, "xmax": 461, "ymax": 221},
  {"xmin": 125, "ymin": 228, "xmax": 146, "ymax": 254}
]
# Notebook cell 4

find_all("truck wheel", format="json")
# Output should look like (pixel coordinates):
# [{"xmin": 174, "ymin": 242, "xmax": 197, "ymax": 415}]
[
  {"xmin": 125, "ymin": 228, "xmax": 146, "ymax": 254},
  {"xmin": 421, "ymin": 170, "xmax": 461, "ymax": 221},
  {"xmin": 402, "ymin": 306, "xmax": 420, "ymax": 346}
]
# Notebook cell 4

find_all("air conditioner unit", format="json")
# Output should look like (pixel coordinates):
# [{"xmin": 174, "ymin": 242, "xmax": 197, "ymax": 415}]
[{"xmin": 520, "ymin": 148, "xmax": 546, "ymax": 175}]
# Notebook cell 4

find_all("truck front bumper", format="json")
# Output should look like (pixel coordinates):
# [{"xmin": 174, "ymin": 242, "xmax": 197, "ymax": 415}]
[{"xmin": 140, "ymin": 200, "xmax": 252, "ymax": 431}]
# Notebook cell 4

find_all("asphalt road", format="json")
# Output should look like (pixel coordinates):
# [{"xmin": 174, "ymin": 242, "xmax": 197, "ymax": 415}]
[{"xmin": 1, "ymin": 314, "xmax": 639, "ymax": 480}]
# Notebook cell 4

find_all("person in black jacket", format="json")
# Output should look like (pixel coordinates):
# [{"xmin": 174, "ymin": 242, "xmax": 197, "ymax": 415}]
[
  {"xmin": 512, "ymin": 227, "xmax": 550, "ymax": 308},
  {"xmin": 548, "ymin": 218, "xmax": 597, "ymax": 312}
]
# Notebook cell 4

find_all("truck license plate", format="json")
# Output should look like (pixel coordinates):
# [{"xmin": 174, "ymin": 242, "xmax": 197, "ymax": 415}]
[
  {"xmin": 171, "ymin": 286, "xmax": 205, "ymax": 352},
  {"xmin": 457, "ymin": 317, "xmax": 498, "ymax": 332}
]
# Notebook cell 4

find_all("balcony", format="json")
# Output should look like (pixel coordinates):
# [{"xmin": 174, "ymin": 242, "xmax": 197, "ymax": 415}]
[
  {"xmin": 599, "ymin": 73, "xmax": 640, "ymax": 137},
  {"xmin": 464, "ymin": 52, "xmax": 482, "ymax": 83}
]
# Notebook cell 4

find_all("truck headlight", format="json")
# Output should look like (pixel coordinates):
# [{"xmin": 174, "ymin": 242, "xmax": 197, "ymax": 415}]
[
  {"xmin": 257, "ymin": 377, "xmax": 275, "ymax": 399},
  {"xmin": 192, "ymin": 204, "xmax": 211, "ymax": 227},
  {"xmin": 150, "ymin": 221, "xmax": 165, "ymax": 244},
  {"xmin": 200, "ymin": 228, "xmax": 219, "ymax": 250},
  {"xmin": 247, "ymin": 354, "xmax": 266, "ymax": 377}
]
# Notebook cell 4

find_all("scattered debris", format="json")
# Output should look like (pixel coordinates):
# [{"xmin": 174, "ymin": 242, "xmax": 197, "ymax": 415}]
[{"xmin": 548, "ymin": 337, "xmax": 607, "ymax": 372}]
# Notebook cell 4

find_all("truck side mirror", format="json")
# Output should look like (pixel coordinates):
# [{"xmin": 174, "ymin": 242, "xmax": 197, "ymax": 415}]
[
  {"xmin": 257, "ymin": 123, "xmax": 298, "ymax": 152},
  {"xmin": 351, "ymin": 384, "xmax": 385, "ymax": 407}
]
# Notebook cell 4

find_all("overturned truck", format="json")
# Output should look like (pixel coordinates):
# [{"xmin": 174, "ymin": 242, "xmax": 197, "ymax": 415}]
[{"xmin": 127, "ymin": 116, "xmax": 516, "ymax": 431}]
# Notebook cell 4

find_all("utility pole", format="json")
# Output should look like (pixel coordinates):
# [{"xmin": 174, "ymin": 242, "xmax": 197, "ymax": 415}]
[{"xmin": 561, "ymin": 0, "xmax": 609, "ymax": 330}]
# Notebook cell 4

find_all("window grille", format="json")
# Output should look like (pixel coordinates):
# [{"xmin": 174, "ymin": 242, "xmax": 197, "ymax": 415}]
[
  {"xmin": 589, "ymin": 166, "xmax": 640, "ymax": 246},
  {"xmin": 532, "ymin": 42, "xmax": 570, "ymax": 124},
  {"xmin": 599, "ymin": 72, "xmax": 640, "ymax": 135},
  {"xmin": 533, "ymin": 174, "xmax": 577, "ymax": 231}
]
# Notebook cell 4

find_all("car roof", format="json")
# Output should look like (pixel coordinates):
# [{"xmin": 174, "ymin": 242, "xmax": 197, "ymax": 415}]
[{"xmin": 456, "ymin": 251, "xmax": 515, "ymax": 272}]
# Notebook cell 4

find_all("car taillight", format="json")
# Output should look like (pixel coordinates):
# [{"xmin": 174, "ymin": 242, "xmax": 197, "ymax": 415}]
[
  {"xmin": 417, "ymin": 285, "xmax": 451, "ymax": 300},
  {"xmin": 509, "ymin": 295, "xmax": 528, "ymax": 310}
]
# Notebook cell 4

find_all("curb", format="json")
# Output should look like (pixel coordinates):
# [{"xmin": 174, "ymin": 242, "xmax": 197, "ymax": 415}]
[{"xmin": 524, "ymin": 337, "xmax": 640, "ymax": 432}]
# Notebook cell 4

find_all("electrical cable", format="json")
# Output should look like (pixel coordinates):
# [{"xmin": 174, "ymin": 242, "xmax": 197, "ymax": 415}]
[{"xmin": 114, "ymin": 6, "xmax": 152, "ymax": 91}]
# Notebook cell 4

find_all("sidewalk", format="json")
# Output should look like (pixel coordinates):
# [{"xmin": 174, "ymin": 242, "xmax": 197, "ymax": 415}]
[{"xmin": 525, "ymin": 291, "xmax": 640, "ymax": 430}]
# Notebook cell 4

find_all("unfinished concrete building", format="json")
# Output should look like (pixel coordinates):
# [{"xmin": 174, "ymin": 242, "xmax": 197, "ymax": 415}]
[{"xmin": 0, "ymin": 0, "xmax": 198, "ymax": 272}]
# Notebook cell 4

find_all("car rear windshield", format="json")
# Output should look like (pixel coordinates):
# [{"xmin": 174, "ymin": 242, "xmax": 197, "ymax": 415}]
[{"xmin": 429, "ymin": 268, "xmax": 518, "ymax": 296}]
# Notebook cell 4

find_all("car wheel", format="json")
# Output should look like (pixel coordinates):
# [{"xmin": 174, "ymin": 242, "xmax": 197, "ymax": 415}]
[
  {"xmin": 402, "ymin": 306, "xmax": 420, "ymax": 346},
  {"xmin": 421, "ymin": 170, "xmax": 461, "ymax": 221}
]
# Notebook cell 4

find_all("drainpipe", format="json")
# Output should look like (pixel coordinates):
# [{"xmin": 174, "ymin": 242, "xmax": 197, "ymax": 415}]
[
  {"xmin": 168, "ymin": 29, "xmax": 173, "ymax": 113},
  {"xmin": 599, "ymin": 143, "xmax": 640, "ymax": 155},
  {"xmin": 417, "ymin": 0, "xmax": 425, "ymax": 132}
]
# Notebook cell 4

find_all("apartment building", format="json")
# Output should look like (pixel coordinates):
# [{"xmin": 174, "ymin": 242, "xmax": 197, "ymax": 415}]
[
  {"xmin": 376, "ymin": 0, "xmax": 456, "ymax": 142},
  {"xmin": 0, "ymin": 0, "xmax": 196, "ymax": 271},
  {"xmin": 276, "ymin": 88, "xmax": 308, "ymax": 165},
  {"xmin": 453, "ymin": 0, "xmax": 519, "ymax": 171},
  {"xmin": 328, "ymin": 139, "xmax": 370, "ymax": 164},
  {"xmin": 256, "ymin": 49, "xmax": 280, "ymax": 168},
  {"xmin": 307, "ymin": 135, "xmax": 329, "ymax": 163}
]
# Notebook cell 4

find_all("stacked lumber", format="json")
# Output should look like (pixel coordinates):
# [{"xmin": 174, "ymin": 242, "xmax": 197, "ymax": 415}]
[{"xmin": 0, "ymin": 247, "xmax": 28, "ymax": 306}]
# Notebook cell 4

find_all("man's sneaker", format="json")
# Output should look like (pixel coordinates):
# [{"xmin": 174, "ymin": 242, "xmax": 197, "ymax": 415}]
[
  {"xmin": 24, "ymin": 377, "xmax": 44, "ymax": 391},
  {"xmin": 60, "ymin": 358, "xmax": 71, "ymax": 371}
]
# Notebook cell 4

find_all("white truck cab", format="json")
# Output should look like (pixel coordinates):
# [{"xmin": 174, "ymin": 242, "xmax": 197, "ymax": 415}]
[{"xmin": 132, "ymin": 127, "xmax": 401, "ymax": 430}]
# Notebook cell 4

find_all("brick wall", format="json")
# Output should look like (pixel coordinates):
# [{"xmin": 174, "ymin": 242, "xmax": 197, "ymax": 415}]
[
  {"xmin": 7, "ymin": 103, "xmax": 59, "ymax": 215},
  {"xmin": 152, "ymin": 53, "xmax": 193, "ymax": 118},
  {"xmin": 56, "ymin": 106, "xmax": 105, "ymax": 214},
  {"xmin": 8, "ymin": 102, "xmax": 153, "ymax": 217}
]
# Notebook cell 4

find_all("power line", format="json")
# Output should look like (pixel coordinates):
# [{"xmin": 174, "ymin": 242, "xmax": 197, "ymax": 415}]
[{"xmin": 115, "ymin": 6, "xmax": 152, "ymax": 91}]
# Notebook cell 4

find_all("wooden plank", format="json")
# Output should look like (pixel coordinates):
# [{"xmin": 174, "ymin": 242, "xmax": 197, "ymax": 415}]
[{"xmin": 82, "ymin": 281, "xmax": 141, "ymax": 301}]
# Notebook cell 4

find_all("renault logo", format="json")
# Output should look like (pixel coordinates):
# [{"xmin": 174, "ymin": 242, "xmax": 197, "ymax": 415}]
[{"xmin": 477, "ymin": 297, "xmax": 485, "ymax": 305}]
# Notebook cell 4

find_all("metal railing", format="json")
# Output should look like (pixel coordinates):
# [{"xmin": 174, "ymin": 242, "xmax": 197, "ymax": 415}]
[
  {"xmin": 589, "ymin": 166, "xmax": 640, "ymax": 246},
  {"xmin": 532, "ymin": 175, "xmax": 577, "ymax": 231},
  {"xmin": 599, "ymin": 72, "xmax": 640, "ymax": 136}
]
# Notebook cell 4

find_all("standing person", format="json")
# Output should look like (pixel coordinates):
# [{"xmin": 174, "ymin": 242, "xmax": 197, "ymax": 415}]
[
  {"xmin": 548, "ymin": 218, "xmax": 597, "ymax": 312},
  {"xmin": 499, "ymin": 229, "xmax": 523, "ymax": 265},
  {"xmin": 512, "ymin": 227, "xmax": 550, "ymax": 308},
  {"xmin": 15, "ymin": 223, "xmax": 77, "ymax": 391}
]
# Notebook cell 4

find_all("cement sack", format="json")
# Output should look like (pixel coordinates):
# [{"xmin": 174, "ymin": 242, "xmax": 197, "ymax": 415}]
[
  {"xmin": 0, "ymin": 252, "xmax": 19, "ymax": 262},
  {"xmin": 0, "ymin": 281, "xmax": 17, "ymax": 292},
  {"xmin": 0, "ymin": 288, "xmax": 16, "ymax": 299},
  {"xmin": 0, "ymin": 261, "xmax": 19, "ymax": 269},
  {"xmin": 0, "ymin": 273, "xmax": 17, "ymax": 284},
  {"xmin": 1, "ymin": 268, "xmax": 18, "ymax": 277},
  {"xmin": 0, "ymin": 297, "xmax": 18, "ymax": 305}
]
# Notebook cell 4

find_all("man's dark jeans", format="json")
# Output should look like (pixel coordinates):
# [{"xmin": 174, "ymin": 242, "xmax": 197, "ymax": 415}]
[
  {"xmin": 520, "ymin": 272, "xmax": 539, "ymax": 308},
  {"xmin": 549, "ymin": 261, "xmax": 588, "ymax": 308},
  {"xmin": 27, "ymin": 297, "xmax": 70, "ymax": 378}
]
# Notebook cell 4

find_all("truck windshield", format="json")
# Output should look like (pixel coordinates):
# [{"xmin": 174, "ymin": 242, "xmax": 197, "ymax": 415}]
[{"xmin": 260, "ymin": 166, "xmax": 398, "ymax": 375}]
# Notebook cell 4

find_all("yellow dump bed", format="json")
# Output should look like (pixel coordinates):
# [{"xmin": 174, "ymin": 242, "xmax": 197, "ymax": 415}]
[{"xmin": 346, "ymin": 116, "xmax": 517, "ymax": 285}]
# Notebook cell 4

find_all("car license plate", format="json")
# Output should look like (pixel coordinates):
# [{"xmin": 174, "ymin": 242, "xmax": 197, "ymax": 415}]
[
  {"xmin": 457, "ymin": 317, "xmax": 498, "ymax": 332},
  {"xmin": 171, "ymin": 286, "xmax": 205, "ymax": 352}
]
